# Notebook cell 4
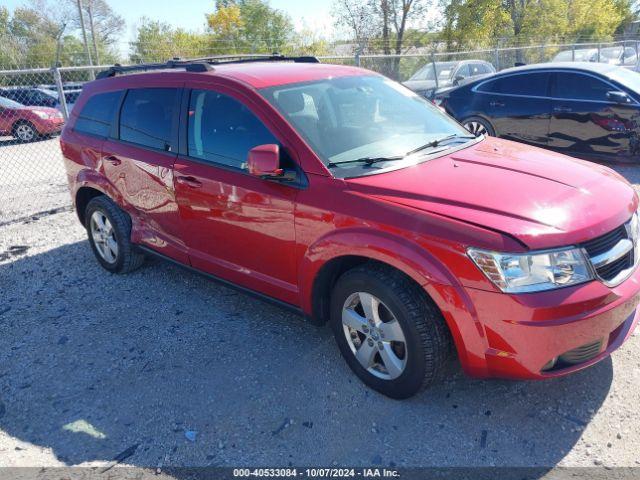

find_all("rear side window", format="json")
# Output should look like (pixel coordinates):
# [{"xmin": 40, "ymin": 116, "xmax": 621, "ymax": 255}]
[
  {"xmin": 119, "ymin": 88, "xmax": 179, "ymax": 151},
  {"xmin": 478, "ymin": 73, "xmax": 550, "ymax": 97},
  {"xmin": 75, "ymin": 91, "xmax": 120, "ymax": 137},
  {"xmin": 553, "ymin": 73, "xmax": 613, "ymax": 102},
  {"xmin": 188, "ymin": 89, "xmax": 277, "ymax": 169}
]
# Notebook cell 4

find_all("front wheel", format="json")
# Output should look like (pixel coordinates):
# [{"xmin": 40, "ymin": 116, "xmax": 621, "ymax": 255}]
[
  {"xmin": 463, "ymin": 116, "xmax": 495, "ymax": 137},
  {"xmin": 330, "ymin": 264, "xmax": 452, "ymax": 399}
]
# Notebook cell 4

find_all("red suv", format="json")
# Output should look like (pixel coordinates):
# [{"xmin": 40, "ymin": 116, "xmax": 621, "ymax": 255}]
[{"xmin": 60, "ymin": 56, "xmax": 640, "ymax": 398}]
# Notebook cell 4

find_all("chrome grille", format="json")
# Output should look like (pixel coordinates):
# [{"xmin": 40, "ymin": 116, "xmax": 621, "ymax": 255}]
[
  {"xmin": 596, "ymin": 251, "xmax": 633, "ymax": 280},
  {"xmin": 582, "ymin": 225, "xmax": 627, "ymax": 257},
  {"xmin": 581, "ymin": 216, "xmax": 638, "ymax": 286}
]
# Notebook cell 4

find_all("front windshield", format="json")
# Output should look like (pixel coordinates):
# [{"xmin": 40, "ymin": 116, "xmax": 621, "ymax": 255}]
[
  {"xmin": 0, "ymin": 96, "xmax": 24, "ymax": 108},
  {"xmin": 261, "ymin": 75, "xmax": 472, "ymax": 176},
  {"xmin": 409, "ymin": 62, "xmax": 457, "ymax": 81},
  {"xmin": 600, "ymin": 47, "xmax": 622, "ymax": 61}
]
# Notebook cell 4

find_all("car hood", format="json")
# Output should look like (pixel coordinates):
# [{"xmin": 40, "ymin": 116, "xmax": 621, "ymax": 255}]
[{"xmin": 346, "ymin": 137, "xmax": 637, "ymax": 250}]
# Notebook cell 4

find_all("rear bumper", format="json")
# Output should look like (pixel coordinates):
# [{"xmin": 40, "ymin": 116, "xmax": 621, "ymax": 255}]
[{"xmin": 443, "ymin": 265, "xmax": 640, "ymax": 379}]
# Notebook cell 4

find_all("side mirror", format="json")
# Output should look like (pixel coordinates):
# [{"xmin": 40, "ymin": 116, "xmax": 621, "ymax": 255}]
[
  {"xmin": 247, "ymin": 144, "xmax": 295, "ymax": 182},
  {"xmin": 248, "ymin": 144, "xmax": 282, "ymax": 178},
  {"xmin": 454, "ymin": 75, "xmax": 465, "ymax": 85},
  {"xmin": 607, "ymin": 91, "xmax": 631, "ymax": 104}
]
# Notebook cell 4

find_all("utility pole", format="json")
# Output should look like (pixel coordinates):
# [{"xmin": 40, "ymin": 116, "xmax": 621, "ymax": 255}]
[
  {"xmin": 54, "ymin": 23, "xmax": 67, "ymax": 68},
  {"xmin": 87, "ymin": 0, "xmax": 100, "ymax": 65},
  {"xmin": 76, "ymin": 0, "xmax": 95, "ymax": 79}
]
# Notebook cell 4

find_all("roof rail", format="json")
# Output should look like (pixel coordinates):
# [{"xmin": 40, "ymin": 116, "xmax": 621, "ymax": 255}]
[{"xmin": 96, "ymin": 54, "xmax": 320, "ymax": 79}]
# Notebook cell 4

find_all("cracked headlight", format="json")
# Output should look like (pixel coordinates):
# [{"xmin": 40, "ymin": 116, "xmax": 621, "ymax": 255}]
[{"xmin": 468, "ymin": 247, "xmax": 593, "ymax": 293}]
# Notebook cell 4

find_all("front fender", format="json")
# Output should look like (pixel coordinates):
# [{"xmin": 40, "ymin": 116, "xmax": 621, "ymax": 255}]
[
  {"xmin": 299, "ymin": 227, "xmax": 456, "ymax": 298},
  {"xmin": 298, "ymin": 227, "xmax": 488, "ymax": 375}
]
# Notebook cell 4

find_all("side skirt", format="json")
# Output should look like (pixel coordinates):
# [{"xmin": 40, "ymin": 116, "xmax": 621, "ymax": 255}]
[{"xmin": 137, "ymin": 245, "xmax": 308, "ymax": 319}]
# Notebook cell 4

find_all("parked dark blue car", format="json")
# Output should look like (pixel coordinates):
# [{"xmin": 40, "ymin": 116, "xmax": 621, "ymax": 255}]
[{"xmin": 437, "ymin": 62, "xmax": 640, "ymax": 162}]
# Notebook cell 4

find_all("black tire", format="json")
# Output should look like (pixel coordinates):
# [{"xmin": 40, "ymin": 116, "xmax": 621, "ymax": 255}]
[
  {"xmin": 330, "ymin": 263, "xmax": 452, "ymax": 399},
  {"xmin": 462, "ymin": 116, "xmax": 495, "ymax": 137},
  {"xmin": 12, "ymin": 121, "xmax": 38, "ymax": 143},
  {"xmin": 84, "ymin": 195, "xmax": 145, "ymax": 274}
]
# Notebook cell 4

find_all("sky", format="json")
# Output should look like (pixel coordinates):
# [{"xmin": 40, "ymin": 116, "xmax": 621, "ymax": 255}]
[{"xmin": 3, "ymin": 0, "xmax": 337, "ymax": 44}]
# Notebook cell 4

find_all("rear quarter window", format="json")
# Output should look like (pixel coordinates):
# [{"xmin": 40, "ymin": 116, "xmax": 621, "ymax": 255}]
[
  {"xmin": 75, "ymin": 91, "xmax": 121, "ymax": 137},
  {"xmin": 119, "ymin": 88, "xmax": 179, "ymax": 151}
]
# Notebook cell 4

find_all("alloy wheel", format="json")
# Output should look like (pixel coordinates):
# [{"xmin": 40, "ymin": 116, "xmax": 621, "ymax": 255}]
[
  {"xmin": 15, "ymin": 124, "xmax": 35, "ymax": 141},
  {"xmin": 464, "ymin": 121, "xmax": 488, "ymax": 137},
  {"xmin": 341, "ymin": 292, "xmax": 408, "ymax": 380},
  {"xmin": 90, "ymin": 211, "xmax": 118, "ymax": 263}
]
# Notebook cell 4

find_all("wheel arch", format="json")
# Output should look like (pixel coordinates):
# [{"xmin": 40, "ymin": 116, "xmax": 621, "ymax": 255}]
[
  {"xmin": 73, "ymin": 169, "xmax": 131, "ymax": 225},
  {"xmin": 300, "ymin": 228, "xmax": 485, "ymax": 375},
  {"xmin": 75, "ymin": 186, "xmax": 106, "ymax": 225}
]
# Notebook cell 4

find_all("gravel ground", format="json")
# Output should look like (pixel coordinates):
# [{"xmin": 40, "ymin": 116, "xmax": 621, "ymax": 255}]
[{"xmin": 0, "ymin": 142, "xmax": 639, "ymax": 471}]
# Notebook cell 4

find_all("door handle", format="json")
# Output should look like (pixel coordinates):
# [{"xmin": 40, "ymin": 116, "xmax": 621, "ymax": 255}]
[
  {"xmin": 553, "ymin": 106, "xmax": 573, "ymax": 113},
  {"xmin": 176, "ymin": 175, "xmax": 203, "ymax": 188},
  {"xmin": 489, "ymin": 101, "xmax": 505, "ymax": 108},
  {"xmin": 103, "ymin": 155, "xmax": 121, "ymax": 166}
]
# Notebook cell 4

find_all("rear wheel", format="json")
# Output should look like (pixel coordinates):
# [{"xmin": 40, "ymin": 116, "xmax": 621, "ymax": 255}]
[
  {"xmin": 84, "ymin": 196, "xmax": 145, "ymax": 274},
  {"xmin": 463, "ymin": 116, "xmax": 495, "ymax": 137},
  {"xmin": 330, "ymin": 263, "xmax": 452, "ymax": 399},
  {"xmin": 12, "ymin": 121, "xmax": 37, "ymax": 142}
]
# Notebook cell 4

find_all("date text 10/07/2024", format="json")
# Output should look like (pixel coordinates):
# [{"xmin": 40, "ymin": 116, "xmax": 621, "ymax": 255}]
[{"xmin": 232, "ymin": 468, "xmax": 400, "ymax": 478}]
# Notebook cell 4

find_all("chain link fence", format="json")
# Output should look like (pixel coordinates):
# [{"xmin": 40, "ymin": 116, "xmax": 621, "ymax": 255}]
[
  {"xmin": 320, "ymin": 39, "xmax": 640, "ymax": 82},
  {"xmin": 1, "ymin": 39, "xmax": 640, "ymax": 225},
  {"xmin": 0, "ymin": 66, "xmax": 105, "ymax": 225}
]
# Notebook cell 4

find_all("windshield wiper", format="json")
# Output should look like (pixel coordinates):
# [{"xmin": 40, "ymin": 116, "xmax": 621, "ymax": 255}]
[
  {"xmin": 327, "ymin": 155, "xmax": 405, "ymax": 168},
  {"xmin": 327, "ymin": 134, "xmax": 477, "ymax": 168},
  {"xmin": 405, "ymin": 134, "xmax": 477, "ymax": 156}
]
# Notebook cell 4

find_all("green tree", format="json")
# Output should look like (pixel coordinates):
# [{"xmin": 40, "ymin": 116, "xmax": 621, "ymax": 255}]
[
  {"xmin": 130, "ymin": 18, "xmax": 210, "ymax": 63},
  {"xmin": 284, "ymin": 27, "xmax": 331, "ymax": 56},
  {"xmin": 0, "ymin": 0, "xmax": 123, "ymax": 68},
  {"xmin": 206, "ymin": 0, "xmax": 295, "ymax": 54},
  {"xmin": 441, "ymin": 0, "xmax": 634, "ymax": 51}
]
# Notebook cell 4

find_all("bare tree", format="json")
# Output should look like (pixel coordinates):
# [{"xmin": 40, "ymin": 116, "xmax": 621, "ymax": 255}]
[
  {"xmin": 65, "ymin": 0, "xmax": 124, "ymax": 48},
  {"xmin": 335, "ymin": 0, "xmax": 430, "ymax": 78},
  {"xmin": 333, "ymin": 0, "xmax": 380, "ymax": 52}
]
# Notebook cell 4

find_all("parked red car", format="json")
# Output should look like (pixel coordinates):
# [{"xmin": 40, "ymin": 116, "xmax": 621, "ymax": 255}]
[
  {"xmin": 0, "ymin": 96, "xmax": 64, "ymax": 142},
  {"xmin": 60, "ymin": 57, "xmax": 639, "ymax": 398}
]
